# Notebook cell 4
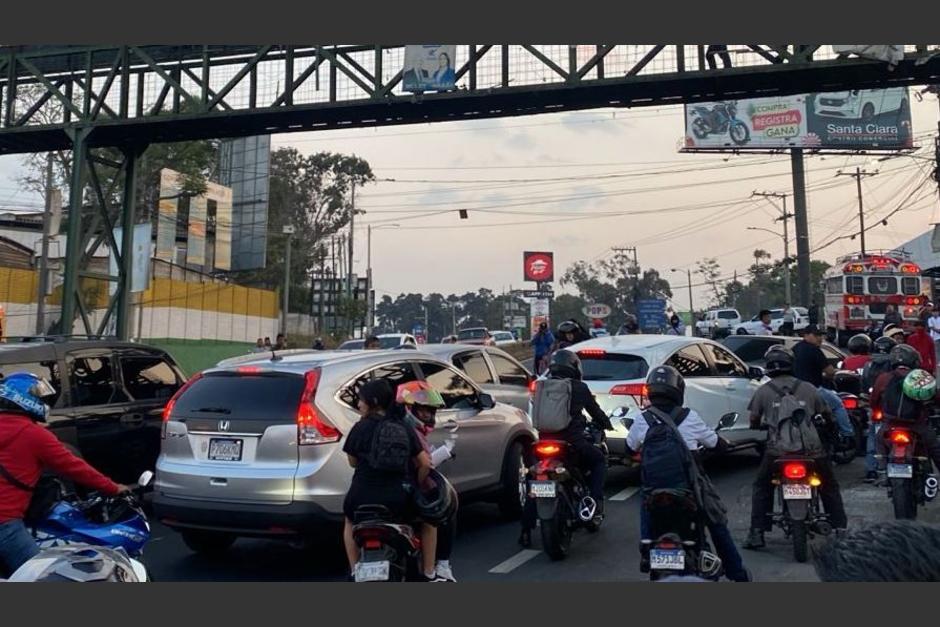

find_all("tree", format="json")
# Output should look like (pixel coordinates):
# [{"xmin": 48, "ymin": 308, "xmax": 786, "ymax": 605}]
[{"xmin": 695, "ymin": 258, "xmax": 724, "ymax": 307}]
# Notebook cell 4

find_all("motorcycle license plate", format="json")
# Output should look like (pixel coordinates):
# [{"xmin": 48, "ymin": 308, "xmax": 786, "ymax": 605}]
[
  {"xmin": 782, "ymin": 484, "xmax": 812, "ymax": 500},
  {"xmin": 887, "ymin": 463, "xmax": 913, "ymax": 479},
  {"xmin": 208, "ymin": 438, "xmax": 243, "ymax": 461},
  {"xmin": 529, "ymin": 481, "xmax": 556, "ymax": 498},
  {"xmin": 650, "ymin": 549, "xmax": 685, "ymax": 570},
  {"xmin": 354, "ymin": 560, "xmax": 390, "ymax": 582}
]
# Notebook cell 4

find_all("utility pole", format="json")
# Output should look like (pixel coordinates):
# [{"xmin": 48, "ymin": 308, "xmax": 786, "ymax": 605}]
[
  {"xmin": 366, "ymin": 224, "xmax": 372, "ymax": 334},
  {"xmin": 752, "ymin": 191, "xmax": 794, "ymax": 305},
  {"xmin": 790, "ymin": 149, "xmax": 811, "ymax": 308},
  {"xmin": 837, "ymin": 167, "xmax": 878, "ymax": 256},
  {"xmin": 36, "ymin": 153, "xmax": 54, "ymax": 335},
  {"xmin": 281, "ymin": 225, "xmax": 294, "ymax": 335}
]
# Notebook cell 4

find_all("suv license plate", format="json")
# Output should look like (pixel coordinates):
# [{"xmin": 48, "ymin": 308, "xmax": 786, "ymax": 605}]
[
  {"xmin": 530, "ymin": 481, "xmax": 556, "ymax": 498},
  {"xmin": 354, "ymin": 561, "xmax": 390, "ymax": 582},
  {"xmin": 887, "ymin": 463, "xmax": 913, "ymax": 479},
  {"xmin": 650, "ymin": 549, "xmax": 685, "ymax": 570},
  {"xmin": 782, "ymin": 484, "xmax": 812, "ymax": 500},
  {"xmin": 208, "ymin": 438, "xmax": 243, "ymax": 462}
]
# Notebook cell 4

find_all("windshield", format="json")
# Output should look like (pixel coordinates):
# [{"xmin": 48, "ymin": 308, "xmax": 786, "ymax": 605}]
[
  {"xmin": 379, "ymin": 337, "xmax": 404, "ymax": 349},
  {"xmin": 770, "ymin": 311, "xmax": 783, "ymax": 320},
  {"xmin": 458, "ymin": 329, "xmax": 487, "ymax": 339},
  {"xmin": 718, "ymin": 311, "xmax": 738, "ymax": 319},
  {"xmin": 722, "ymin": 336, "xmax": 782, "ymax": 363},
  {"xmin": 580, "ymin": 354, "xmax": 649, "ymax": 381}
]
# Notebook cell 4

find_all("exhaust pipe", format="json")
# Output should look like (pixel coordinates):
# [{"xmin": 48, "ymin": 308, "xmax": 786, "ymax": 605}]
[
  {"xmin": 925, "ymin": 475, "xmax": 938, "ymax": 500},
  {"xmin": 578, "ymin": 496, "xmax": 597, "ymax": 521}
]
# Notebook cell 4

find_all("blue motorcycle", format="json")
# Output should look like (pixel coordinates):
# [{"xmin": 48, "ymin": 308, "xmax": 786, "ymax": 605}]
[
  {"xmin": 29, "ymin": 471, "xmax": 154, "ymax": 580},
  {"xmin": 690, "ymin": 102, "xmax": 750, "ymax": 146}
]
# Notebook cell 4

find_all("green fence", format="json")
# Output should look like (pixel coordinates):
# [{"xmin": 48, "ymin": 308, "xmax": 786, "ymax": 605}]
[{"xmin": 147, "ymin": 338, "xmax": 255, "ymax": 376}]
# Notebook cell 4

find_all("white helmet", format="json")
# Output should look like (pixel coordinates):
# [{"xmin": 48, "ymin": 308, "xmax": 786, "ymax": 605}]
[{"xmin": 8, "ymin": 545, "xmax": 143, "ymax": 582}]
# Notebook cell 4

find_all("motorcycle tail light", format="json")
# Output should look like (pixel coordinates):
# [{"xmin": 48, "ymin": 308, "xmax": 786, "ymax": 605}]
[
  {"xmin": 364, "ymin": 539, "xmax": 382, "ymax": 550},
  {"xmin": 872, "ymin": 408, "xmax": 883, "ymax": 422},
  {"xmin": 535, "ymin": 441, "xmax": 563, "ymax": 457},
  {"xmin": 842, "ymin": 397, "xmax": 859, "ymax": 410},
  {"xmin": 783, "ymin": 462, "xmax": 807, "ymax": 480},
  {"xmin": 891, "ymin": 431, "xmax": 911, "ymax": 444}
]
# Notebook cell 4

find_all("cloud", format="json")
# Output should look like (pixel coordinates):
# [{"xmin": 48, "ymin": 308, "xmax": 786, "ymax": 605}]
[
  {"xmin": 504, "ymin": 132, "xmax": 537, "ymax": 150},
  {"xmin": 559, "ymin": 112, "xmax": 628, "ymax": 136}
]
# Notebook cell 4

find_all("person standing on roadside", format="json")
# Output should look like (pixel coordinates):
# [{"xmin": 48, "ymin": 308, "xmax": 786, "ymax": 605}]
[
  {"xmin": 906, "ymin": 320, "xmax": 936, "ymax": 375},
  {"xmin": 780, "ymin": 304, "xmax": 795, "ymax": 337},
  {"xmin": 530, "ymin": 322, "xmax": 554, "ymax": 376},
  {"xmin": 928, "ymin": 307, "xmax": 940, "ymax": 369}
]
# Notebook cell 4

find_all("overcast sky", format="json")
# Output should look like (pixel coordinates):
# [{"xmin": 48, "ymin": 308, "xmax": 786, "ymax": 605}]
[{"xmin": 1, "ymin": 95, "xmax": 938, "ymax": 311}]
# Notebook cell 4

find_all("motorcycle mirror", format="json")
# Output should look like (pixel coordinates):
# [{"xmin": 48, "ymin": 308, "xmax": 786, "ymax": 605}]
[
  {"xmin": 717, "ymin": 413, "xmax": 738, "ymax": 431},
  {"xmin": 137, "ymin": 470, "xmax": 154, "ymax": 488}
]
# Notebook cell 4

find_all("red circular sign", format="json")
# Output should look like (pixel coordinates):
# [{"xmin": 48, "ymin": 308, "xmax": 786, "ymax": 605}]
[{"xmin": 524, "ymin": 252, "xmax": 554, "ymax": 282}]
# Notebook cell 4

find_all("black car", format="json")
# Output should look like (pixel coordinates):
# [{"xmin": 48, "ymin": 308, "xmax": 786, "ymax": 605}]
[
  {"xmin": 721, "ymin": 335, "xmax": 845, "ymax": 370},
  {"xmin": 0, "ymin": 338, "xmax": 185, "ymax": 482}
]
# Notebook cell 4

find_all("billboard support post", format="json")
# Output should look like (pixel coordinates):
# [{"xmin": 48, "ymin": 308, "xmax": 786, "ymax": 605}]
[{"xmin": 791, "ymin": 149, "xmax": 811, "ymax": 308}]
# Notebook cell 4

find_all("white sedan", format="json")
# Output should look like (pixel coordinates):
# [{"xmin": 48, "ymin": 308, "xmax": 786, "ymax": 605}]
[{"xmin": 556, "ymin": 335, "xmax": 767, "ymax": 463}]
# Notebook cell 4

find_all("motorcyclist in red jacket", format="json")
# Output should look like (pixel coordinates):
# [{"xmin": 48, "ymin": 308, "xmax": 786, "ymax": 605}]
[{"xmin": 0, "ymin": 372, "xmax": 128, "ymax": 577}]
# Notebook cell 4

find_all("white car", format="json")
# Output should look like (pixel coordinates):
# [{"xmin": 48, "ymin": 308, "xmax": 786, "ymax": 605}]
[
  {"xmin": 734, "ymin": 308, "xmax": 810, "ymax": 335},
  {"xmin": 700, "ymin": 308, "xmax": 742, "ymax": 338},
  {"xmin": 560, "ymin": 335, "xmax": 766, "ymax": 463},
  {"xmin": 376, "ymin": 333, "xmax": 418, "ymax": 348},
  {"xmin": 490, "ymin": 331, "xmax": 517, "ymax": 346},
  {"xmin": 814, "ymin": 88, "xmax": 908, "ymax": 120}
]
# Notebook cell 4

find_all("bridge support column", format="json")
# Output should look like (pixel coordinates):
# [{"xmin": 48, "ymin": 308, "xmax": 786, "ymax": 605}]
[{"xmin": 60, "ymin": 127, "xmax": 90, "ymax": 335}]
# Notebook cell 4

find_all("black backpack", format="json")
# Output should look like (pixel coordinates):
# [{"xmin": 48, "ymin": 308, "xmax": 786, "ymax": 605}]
[
  {"xmin": 366, "ymin": 416, "xmax": 414, "ymax": 473},
  {"xmin": 0, "ymin": 460, "xmax": 62, "ymax": 526},
  {"xmin": 639, "ymin": 407, "xmax": 694, "ymax": 495},
  {"xmin": 882, "ymin": 371, "xmax": 922, "ymax": 422}
]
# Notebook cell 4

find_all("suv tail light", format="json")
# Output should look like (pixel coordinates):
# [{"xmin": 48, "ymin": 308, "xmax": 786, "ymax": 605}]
[
  {"xmin": 161, "ymin": 372, "xmax": 203, "ymax": 438},
  {"xmin": 528, "ymin": 379, "xmax": 537, "ymax": 396},
  {"xmin": 297, "ymin": 369, "xmax": 341, "ymax": 445}
]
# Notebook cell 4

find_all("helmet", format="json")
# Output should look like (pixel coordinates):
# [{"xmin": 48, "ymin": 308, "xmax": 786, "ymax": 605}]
[
  {"xmin": 646, "ymin": 365, "xmax": 685, "ymax": 406},
  {"xmin": 414, "ymin": 469, "xmax": 458, "ymax": 526},
  {"xmin": 548, "ymin": 349, "xmax": 582, "ymax": 380},
  {"xmin": 8, "ymin": 545, "xmax": 141, "ymax": 582},
  {"xmin": 396, "ymin": 381, "xmax": 445, "ymax": 409},
  {"xmin": 847, "ymin": 334, "xmax": 872, "ymax": 356},
  {"xmin": 883, "ymin": 324, "xmax": 905, "ymax": 341},
  {"xmin": 557, "ymin": 320, "xmax": 580, "ymax": 336},
  {"xmin": 764, "ymin": 345, "xmax": 795, "ymax": 376},
  {"xmin": 873, "ymin": 335, "xmax": 898, "ymax": 355},
  {"xmin": 0, "ymin": 372, "xmax": 56, "ymax": 422},
  {"xmin": 903, "ymin": 368, "xmax": 937, "ymax": 401},
  {"xmin": 889, "ymin": 344, "xmax": 921, "ymax": 369}
]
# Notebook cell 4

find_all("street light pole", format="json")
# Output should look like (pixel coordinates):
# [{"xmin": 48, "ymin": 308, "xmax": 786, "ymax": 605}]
[
  {"xmin": 751, "ymin": 191, "xmax": 794, "ymax": 305},
  {"xmin": 365, "ymin": 224, "xmax": 399, "ymax": 335},
  {"xmin": 281, "ymin": 225, "xmax": 294, "ymax": 335},
  {"xmin": 669, "ymin": 267, "xmax": 694, "ymax": 320}
]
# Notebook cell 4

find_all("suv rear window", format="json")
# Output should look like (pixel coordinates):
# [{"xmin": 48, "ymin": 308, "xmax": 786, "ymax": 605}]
[
  {"xmin": 458, "ymin": 329, "xmax": 487, "ymax": 340},
  {"xmin": 174, "ymin": 373, "xmax": 305, "ymax": 422},
  {"xmin": 722, "ymin": 336, "xmax": 783, "ymax": 363},
  {"xmin": 580, "ymin": 354, "xmax": 649, "ymax": 381},
  {"xmin": 718, "ymin": 310, "xmax": 738, "ymax": 319}
]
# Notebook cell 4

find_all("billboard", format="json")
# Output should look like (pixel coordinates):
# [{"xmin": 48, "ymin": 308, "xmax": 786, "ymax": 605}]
[
  {"xmin": 109, "ymin": 223, "xmax": 153, "ymax": 296},
  {"xmin": 636, "ymin": 298, "xmax": 667, "ymax": 333},
  {"xmin": 523, "ymin": 251, "xmax": 554, "ymax": 283},
  {"xmin": 683, "ymin": 87, "xmax": 913, "ymax": 151},
  {"xmin": 402, "ymin": 45, "xmax": 457, "ymax": 92},
  {"xmin": 218, "ymin": 136, "xmax": 270, "ymax": 271}
]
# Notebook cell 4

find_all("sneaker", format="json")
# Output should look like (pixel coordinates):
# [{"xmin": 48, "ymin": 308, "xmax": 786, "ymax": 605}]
[
  {"xmin": 421, "ymin": 572, "xmax": 447, "ymax": 582},
  {"xmin": 743, "ymin": 529, "xmax": 765, "ymax": 549},
  {"xmin": 435, "ymin": 560, "xmax": 456, "ymax": 582},
  {"xmin": 863, "ymin": 471, "xmax": 878, "ymax": 483}
]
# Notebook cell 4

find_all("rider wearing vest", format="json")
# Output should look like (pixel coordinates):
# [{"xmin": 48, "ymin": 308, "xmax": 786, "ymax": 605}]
[
  {"xmin": 870, "ymin": 344, "xmax": 940, "ymax": 480},
  {"xmin": 626, "ymin": 365, "xmax": 751, "ymax": 582},
  {"xmin": 744, "ymin": 345, "xmax": 848, "ymax": 549}
]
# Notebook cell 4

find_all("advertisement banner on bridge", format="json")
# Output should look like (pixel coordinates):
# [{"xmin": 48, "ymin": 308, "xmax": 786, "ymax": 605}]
[
  {"xmin": 402, "ymin": 45, "xmax": 457, "ymax": 93},
  {"xmin": 682, "ymin": 87, "xmax": 913, "ymax": 151}
]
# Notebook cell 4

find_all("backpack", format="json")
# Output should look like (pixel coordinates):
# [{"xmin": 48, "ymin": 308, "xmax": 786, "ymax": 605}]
[
  {"xmin": 531, "ymin": 378, "xmax": 572, "ymax": 432},
  {"xmin": 639, "ymin": 407, "xmax": 693, "ymax": 495},
  {"xmin": 862, "ymin": 357, "xmax": 893, "ymax": 391},
  {"xmin": 881, "ymin": 371, "xmax": 922, "ymax": 422},
  {"xmin": 366, "ymin": 416, "xmax": 414, "ymax": 473},
  {"xmin": 0, "ymin": 462, "xmax": 62, "ymax": 526},
  {"xmin": 765, "ymin": 381, "xmax": 822, "ymax": 454}
]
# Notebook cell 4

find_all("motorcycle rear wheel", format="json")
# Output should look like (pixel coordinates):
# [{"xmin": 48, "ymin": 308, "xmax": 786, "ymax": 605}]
[
  {"xmin": 540, "ymin": 507, "xmax": 573, "ymax": 561},
  {"xmin": 890, "ymin": 478, "xmax": 917, "ymax": 520},
  {"xmin": 791, "ymin": 521, "xmax": 808, "ymax": 563}
]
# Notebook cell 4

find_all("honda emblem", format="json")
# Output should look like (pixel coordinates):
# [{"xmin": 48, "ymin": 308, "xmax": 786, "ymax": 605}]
[{"xmin": 218, "ymin": 420, "xmax": 231, "ymax": 432}]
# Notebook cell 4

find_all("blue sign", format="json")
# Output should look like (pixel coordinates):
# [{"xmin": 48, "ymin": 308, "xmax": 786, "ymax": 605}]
[
  {"xmin": 636, "ymin": 299, "xmax": 667, "ymax": 332},
  {"xmin": 412, "ymin": 323, "xmax": 425, "ymax": 335}
]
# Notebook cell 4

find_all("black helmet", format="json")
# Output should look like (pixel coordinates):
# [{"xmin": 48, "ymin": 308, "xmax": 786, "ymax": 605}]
[
  {"xmin": 557, "ymin": 320, "xmax": 580, "ymax": 336},
  {"xmin": 873, "ymin": 335, "xmax": 897, "ymax": 355},
  {"xmin": 764, "ymin": 344, "xmax": 795, "ymax": 376},
  {"xmin": 414, "ymin": 469, "xmax": 458, "ymax": 526},
  {"xmin": 646, "ymin": 365, "xmax": 685, "ymax": 406},
  {"xmin": 548, "ymin": 349, "xmax": 582, "ymax": 380},
  {"xmin": 847, "ymin": 334, "xmax": 872, "ymax": 356},
  {"xmin": 889, "ymin": 344, "xmax": 921, "ymax": 369}
]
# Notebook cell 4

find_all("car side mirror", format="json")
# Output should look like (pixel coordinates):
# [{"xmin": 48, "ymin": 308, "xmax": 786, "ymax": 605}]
[
  {"xmin": 717, "ymin": 412, "xmax": 738, "ymax": 431},
  {"xmin": 748, "ymin": 366, "xmax": 765, "ymax": 380},
  {"xmin": 478, "ymin": 392, "xmax": 496, "ymax": 409}
]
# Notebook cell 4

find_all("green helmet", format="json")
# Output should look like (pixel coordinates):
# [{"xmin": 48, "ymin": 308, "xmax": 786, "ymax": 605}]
[{"xmin": 903, "ymin": 368, "xmax": 937, "ymax": 402}]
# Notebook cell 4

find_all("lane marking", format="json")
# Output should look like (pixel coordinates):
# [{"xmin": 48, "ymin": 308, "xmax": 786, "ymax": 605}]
[
  {"xmin": 610, "ymin": 486, "xmax": 640, "ymax": 502},
  {"xmin": 488, "ymin": 549, "xmax": 541, "ymax": 574}
]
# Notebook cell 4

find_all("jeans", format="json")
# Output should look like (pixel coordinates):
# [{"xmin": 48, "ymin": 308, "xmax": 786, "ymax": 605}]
[
  {"xmin": 865, "ymin": 421, "xmax": 881, "ymax": 473},
  {"xmin": 817, "ymin": 387, "xmax": 855, "ymax": 436},
  {"xmin": 569, "ymin": 438, "xmax": 607, "ymax": 503},
  {"xmin": 436, "ymin": 513, "xmax": 456, "ymax": 561},
  {"xmin": 640, "ymin": 506, "xmax": 749, "ymax": 582},
  {"xmin": 0, "ymin": 519, "xmax": 39, "ymax": 577},
  {"xmin": 750, "ymin": 453, "xmax": 848, "ymax": 530}
]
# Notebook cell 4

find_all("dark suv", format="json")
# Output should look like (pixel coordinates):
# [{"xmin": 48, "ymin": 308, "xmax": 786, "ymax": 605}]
[{"xmin": 0, "ymin": 338, "xmax": 185, "ymax": 482}]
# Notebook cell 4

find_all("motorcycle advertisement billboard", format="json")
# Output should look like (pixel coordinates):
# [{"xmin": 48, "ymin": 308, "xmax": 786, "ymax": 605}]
[{"xmin": 683, "ymin": 87, "xmax": 913, "ymax": 151}]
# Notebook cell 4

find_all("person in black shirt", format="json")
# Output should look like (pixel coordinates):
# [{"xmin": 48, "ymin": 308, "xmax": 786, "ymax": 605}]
[
  {"xmin": 792, "ymin": 325, "xmax": 855, "ymax": 438},
  {"xmin": 341, "ymin": 379, "xmax": 437, "ymax": 580}
]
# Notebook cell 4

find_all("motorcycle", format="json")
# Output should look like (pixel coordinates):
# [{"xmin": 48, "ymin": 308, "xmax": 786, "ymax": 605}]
[
  {"xmin": 768, "ymin": 421, "xmax": 832, "ymax": 563},
  {"xmin": 28, "ymin": 470, "xmax": 154, "ymax": 581},
  {"xmin": 351, "ymin": 505, "xmax": 422, "ymax": 582},
  {"xmin": 639, "ymin": 412, "xmax": 738, "ymax": 581},
  {"xmin": 526, "ymin": 424, "xmax": 607, "ymax": 561},
  {"xmin": 878, "ymin": 421, "xmax": 939, "ymax": 520},
  {"xmin": 690, "ymin": 102, "xmax": 750, "ymax": 145},
  {"xmin": 834, "ymin": 389, "xmax": 870, "ymax": 464}
]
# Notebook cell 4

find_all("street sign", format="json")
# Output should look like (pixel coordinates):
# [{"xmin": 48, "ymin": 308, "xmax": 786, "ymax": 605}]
[
  {"xmin": 523, "ymin": 251, "xmax": 554, "ymax": 283},
  {"xmin": 522, "ymin": 289, "xmax": 554, "ymax": 298},
  {"xmin": 581, "ymin": 303, "xmax": 612, "ymax": 319},
  {"xmin": 636, "ymin": 299, "xmax": 667, "ymax": 332}
]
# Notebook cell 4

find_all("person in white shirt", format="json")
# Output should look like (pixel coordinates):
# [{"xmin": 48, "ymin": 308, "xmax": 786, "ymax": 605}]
[
  {"xmin": 928, "ymin": 307, "xmax": 940, "ymax": 342},
  {"xmin": 780, "ymin": 304, "xmax": 795, "ymax": 336},
  {"xmin": 753, "ymin": 309, "xmax": 774, "ymax": 336},
  {"xmin": 627, "ymin": 365, "xmax": 751, "ymax": 582}
]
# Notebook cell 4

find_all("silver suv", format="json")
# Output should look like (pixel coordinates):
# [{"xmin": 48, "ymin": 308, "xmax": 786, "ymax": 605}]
[{"xmin": 153, "ymin": 350, "xmax": 535, "ymax": 555}]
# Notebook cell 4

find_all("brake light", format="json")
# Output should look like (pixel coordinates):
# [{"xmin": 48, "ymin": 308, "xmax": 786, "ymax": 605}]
[
  {"xmin": 237, "ymin": 366, "xmax": 262, "ymax": 374},
  {"xmin": 578, "ymin": 348, "xmax": 607, "ymax": 358},
  {"xmin": 905, "ymin": 297, "xmax": 921, "ymax": 306},
  {"xmin": 842, "ymin": 396, "xmax": 859, "ymax": 410},
  {"xmin": 297, "ymin": 369, "xmax": 341, "ymax": 445},
  {"xmin": 535, "ymin": 441, "xmax": 563, "ymax": 457},
  {"xmin": 890, "ymin": 431, "xmax": 911, "ymax": 444},
  {"xmin": 872, "ymin": 408, "xmax": 883, "ymax": 422},
  {"xmin": 364, "ymin": 539, "xmax": 382, "ymax": 550},
  {"xmin": 161, "ymin": 372, "xmax": 203, "ymax": 437},
  {"xmin": 528, "ymin": 379, "xmax": 537, "ymax": 395},
  {"xmin": 783, "ymin": 463, "xmax": 807, "ymax": 480}
]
